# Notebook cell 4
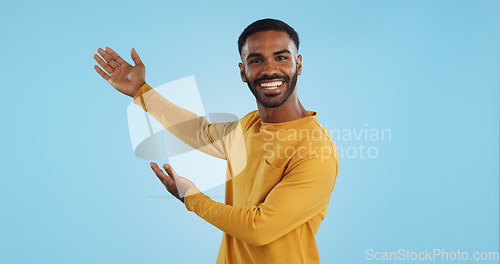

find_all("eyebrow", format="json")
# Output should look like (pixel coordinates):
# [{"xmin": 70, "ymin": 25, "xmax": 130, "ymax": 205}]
[
  {"xmin": 246, "ymin": 49, "xmax": 292, "ymax": 61},
  {"xmin": 273, "ymin": 49, "xmax": 291, "ymax": 56}
]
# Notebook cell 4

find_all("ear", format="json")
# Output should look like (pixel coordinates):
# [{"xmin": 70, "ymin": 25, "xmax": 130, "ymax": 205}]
[
  {"xmin": 296, "ymin": 55, "xmax": 303, "ymax": 76},
  {"xmin": 238, "ymin": 62, "xmax": 247, "ymax": 83}
]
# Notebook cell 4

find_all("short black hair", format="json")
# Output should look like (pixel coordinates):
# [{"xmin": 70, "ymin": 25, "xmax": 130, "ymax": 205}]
[{"xmin": 238, "ymin": 18, "xmax": 299, "ymax": 54}]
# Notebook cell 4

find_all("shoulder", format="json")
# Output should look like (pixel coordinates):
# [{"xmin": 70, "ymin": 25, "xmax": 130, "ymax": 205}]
[
  {"xmin": 237, "ymin": 110, "xmax": 260, "ymax": 131},
  {"xmin": 210, "ymin": 110, "xmax": 259, "ymax": 139},
  {"xmin": 292, "ymin": 118, "xmax": 339, "ymax": 165}
]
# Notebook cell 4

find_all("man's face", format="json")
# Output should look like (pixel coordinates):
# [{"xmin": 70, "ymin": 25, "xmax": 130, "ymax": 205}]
[{"xmin": 239, "ymin": 30, "xmax": 302, "ymax": 108}]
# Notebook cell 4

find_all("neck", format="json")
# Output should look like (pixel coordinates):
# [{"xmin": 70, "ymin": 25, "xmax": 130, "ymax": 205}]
[{"xmin": 257, "ymin": 93, "xmax": 310, "ymax": 123}]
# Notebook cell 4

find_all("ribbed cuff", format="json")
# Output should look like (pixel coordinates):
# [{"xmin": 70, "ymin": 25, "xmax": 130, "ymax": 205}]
[
  {"xmin": 132, "ymin": 83, "xmax": 154, "ymax": 111},
  {"xmin": 184, "ymin": 187, "xmax": 204, "ymax": 212}
]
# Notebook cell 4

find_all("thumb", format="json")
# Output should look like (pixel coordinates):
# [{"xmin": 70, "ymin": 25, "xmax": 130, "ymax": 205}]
[{"xmin": 131, "ymin": 48, "xmax": 143, "ymax": 66}]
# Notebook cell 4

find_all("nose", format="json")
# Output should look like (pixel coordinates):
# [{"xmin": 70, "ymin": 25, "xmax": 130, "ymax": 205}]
[{"xmin": 261, "ymin": 59, "xmax": 279, "ymax": 76}]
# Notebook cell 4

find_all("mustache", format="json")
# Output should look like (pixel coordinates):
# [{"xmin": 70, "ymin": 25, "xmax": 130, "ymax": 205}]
[{"xmin": 253, "ymin": 74, "xmax": 290, "ymax": 85}]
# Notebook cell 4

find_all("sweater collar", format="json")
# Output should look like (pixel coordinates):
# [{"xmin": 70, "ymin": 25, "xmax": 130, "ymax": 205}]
[{"xmin": 259, "ymin": 111, "xmax": 318, "ymax": 131}]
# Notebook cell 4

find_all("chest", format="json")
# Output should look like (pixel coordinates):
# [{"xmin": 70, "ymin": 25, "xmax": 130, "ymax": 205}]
[{"xmin": 230, "ymin": 129, "xmax": 299, "ymax": 206}]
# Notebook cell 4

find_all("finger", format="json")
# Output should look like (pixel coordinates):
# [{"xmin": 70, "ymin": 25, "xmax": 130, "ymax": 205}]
[
  {"xmin": 101, "ymin": 47, "xmax": 120, "ymax": 68},
  {"xmin": 93, "ymin": 65, "xmax": 110, "ymax": 81},
  {"xmin": 93, "ymin": 54, "xmax": 115, "ymax": 75},
  {"xmin": 150, "ymin": 163, "xmax": 181, "ymax": 199},
  {"xmin": 105, "ymin": 47, "xmax": 127, "ymax": 65},
  {"xmin": 163, "ymin": 163, "xmax": 185, "ymax": 198},
  {"xmin": 150, "ymin": 162, "xmax": 173, "ymax": 185},
  {"xmin": 131, "ymin": 48, "xmax": 143, "ymax": 66},
  {"xmin": 162, "ymin": 163, "xmax": 179, "ymax": 181},
  {"xmin": 98, "ymin": 47, "xmax": 120, "ymax": 69}
]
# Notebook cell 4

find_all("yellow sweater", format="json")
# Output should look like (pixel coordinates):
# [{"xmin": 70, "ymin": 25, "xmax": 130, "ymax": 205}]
[{"xmin": 133, "ymin": 83, "xmax": 339, "ymax": 263}]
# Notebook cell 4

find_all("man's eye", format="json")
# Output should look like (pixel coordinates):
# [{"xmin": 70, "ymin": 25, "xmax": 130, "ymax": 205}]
[
  {"xmin": 250, "ymin": 59, "xmax": 262, "ymax": 64},
  {"xmin": 277, "ymin": 56, "xmax": 287, "ymax": 60}
]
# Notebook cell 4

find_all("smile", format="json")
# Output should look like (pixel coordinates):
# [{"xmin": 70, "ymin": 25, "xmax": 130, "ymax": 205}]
[{"xmin": 260, "ymin": 81, "xmax": 283, "ymax": 90}]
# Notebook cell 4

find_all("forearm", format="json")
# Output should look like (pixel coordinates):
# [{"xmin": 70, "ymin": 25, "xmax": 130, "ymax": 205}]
[
  {"xmin": 183, "ymin": 155, "xmax": 337, "ymax": 246},
  {"xmin": 133, "ymin": 83, "xmax": 225, "ymax": 159},
  {"xmin": 184, "ymin": 188, "xmax": 282, "ymax": 246},
  {"xmin": 184, "ymin": 171, "xmax": 335, "ymax": 246}
]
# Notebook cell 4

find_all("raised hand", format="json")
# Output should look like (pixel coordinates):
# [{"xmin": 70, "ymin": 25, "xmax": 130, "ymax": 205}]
[
  {"xmin": 93, "ymin": 47, "xmax": 146, "ymax": 97},
  {"xmin": 150, "ymin": 162, "xmax": 197, "ymax": 203}
]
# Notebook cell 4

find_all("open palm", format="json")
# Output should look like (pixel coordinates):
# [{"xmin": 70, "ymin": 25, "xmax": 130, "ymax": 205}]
[{"xmin": 93, "ymin": 47, "xmax": 146, "ymax": 97}]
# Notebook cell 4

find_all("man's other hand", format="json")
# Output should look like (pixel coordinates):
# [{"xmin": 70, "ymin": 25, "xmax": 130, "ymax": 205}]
[
  {"xmin": 150, "ymin": 162, "xmax": 196, "ymax": 203},
  {"xmin": 93, "ymin": 47, "xmax": 146, "ymax": 97}
]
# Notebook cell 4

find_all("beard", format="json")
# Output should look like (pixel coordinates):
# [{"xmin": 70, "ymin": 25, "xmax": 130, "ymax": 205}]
[{"xmin": 246, "ymin": 68, "xmax": 298, "ymax": 108}]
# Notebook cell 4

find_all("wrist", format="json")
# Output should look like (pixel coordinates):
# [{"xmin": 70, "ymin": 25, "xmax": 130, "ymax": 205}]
[{"xmin": 132, "ymin": 82, "xmax": 150, "ymax": 99}]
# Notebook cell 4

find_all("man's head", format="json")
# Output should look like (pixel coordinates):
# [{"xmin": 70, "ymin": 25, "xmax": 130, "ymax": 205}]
[
  {"xmin": 238, "ymin": 19, "xmax": 302, "ymax": 108},
  {"xmin": 238, "ymin": 18, "xmax": 299, "ymax": 55}
]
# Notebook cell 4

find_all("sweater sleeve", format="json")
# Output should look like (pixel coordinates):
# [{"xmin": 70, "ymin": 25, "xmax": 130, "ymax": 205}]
[
  {"xmin": 183, "ymin": 154, "xmax": 339, "ymax": 246},
  {"xmin": 132, "ymin": 83, "xmax": 234, "ymax": 159}
]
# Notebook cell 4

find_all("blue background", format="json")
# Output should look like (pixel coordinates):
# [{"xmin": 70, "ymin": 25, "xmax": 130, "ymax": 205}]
[{"xmin": 1, "ymin": 0, "xmax": 499, "ymax": 263}]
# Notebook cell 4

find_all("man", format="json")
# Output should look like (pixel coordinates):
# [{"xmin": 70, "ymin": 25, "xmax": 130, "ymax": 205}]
[{"xmin": 94, "ymin": 18, "xmax": 339, "ymax": 263}]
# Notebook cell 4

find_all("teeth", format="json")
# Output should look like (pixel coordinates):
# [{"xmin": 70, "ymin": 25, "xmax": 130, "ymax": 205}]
[{"xmin": 260, "ymin": 81, "xmax": 283, "ymax": 88}]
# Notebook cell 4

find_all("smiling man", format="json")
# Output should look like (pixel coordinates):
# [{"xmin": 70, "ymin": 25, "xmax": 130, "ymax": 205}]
[{"xmin": 94, "ymin": 18, "xmax": 339, "ymax": 263}]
